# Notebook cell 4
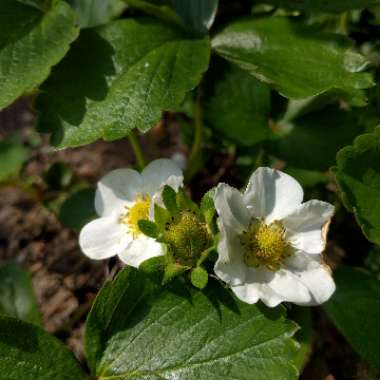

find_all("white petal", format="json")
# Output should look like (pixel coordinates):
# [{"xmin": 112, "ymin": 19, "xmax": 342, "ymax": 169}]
[
  {"xmin": 283, "ymin": 200, "xmax": 335, "ymax": 254},
  {"xmin": 214, "ymin": 183, "xmax": 250, "ymax": 233},
  {"xmin": 267, "ymin": 270, "xmax": 312, "ymax": 305},
  {"xmin": 284, "ymin": 252, "xmax": 336, "ymax": 306},
  {"xmin": 95, "ymin": 169, "xmax": 142, "ymax": 217},
  {"xmin": 214, "ymin": 221, "xmax": 246, "ymax": 286},
  {"xmin": 79, "ymin": 217, "xmax": 129, "ymax": 260},
  {"xmin": 243, "ymin": 167, "xmax": 304, "ymax": 223},
  {"xmin": 141, "ymin": 159, "xmax": 183, "ymax": 195},
  {"xmin": 231, "ymin": 269, "xmax": 283, "ymax": 307},
  {"xmin": 118, "ymin": 235, "xmax": 164, "ymax": 268}
]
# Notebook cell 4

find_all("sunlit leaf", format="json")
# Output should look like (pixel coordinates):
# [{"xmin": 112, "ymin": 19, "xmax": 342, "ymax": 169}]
[
  {"xmin": 36, "ymin": 19, "xmax": 210, "ymax": 147},
  {"xmin": 212, "ymin": 17, "xmax": 373, "ymax": 101},
  {"xmin": 0, "ymin": 0, "xmax": 79, "ymax": 109},
  {"xmin": 0, "ymin": 316, "xmax": 86, "ymax": 379},
  {"xmin": 85, "ymin": 267, "xmax": 299, "ymax": 379},
  {"xmin": 333, "ymin": 126, "xmax": 380, "ymax": 243}
]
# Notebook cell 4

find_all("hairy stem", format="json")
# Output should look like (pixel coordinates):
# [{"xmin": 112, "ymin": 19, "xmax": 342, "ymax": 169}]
[
  {"xmin": 186, "ymin": 86, "xmax": 204, "ymax": 180},
  {"xmin": 128, "ymin": 130, "xmax": 146, "ymax": 171}
]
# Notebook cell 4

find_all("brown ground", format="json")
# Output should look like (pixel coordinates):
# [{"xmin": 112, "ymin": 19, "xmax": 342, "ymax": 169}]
[{"xmin": 0, "ymin": 98, "xmax": 378, "ymax": 379}]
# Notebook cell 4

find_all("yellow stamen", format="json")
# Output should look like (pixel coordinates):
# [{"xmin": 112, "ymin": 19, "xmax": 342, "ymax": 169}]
[
  {"xmin": 119, "ymin": 195, "xmax": 151, "ymax": 237},
  {"xmin": 239, "ymin": 219, "xmax": 292, "ymax": 271}
]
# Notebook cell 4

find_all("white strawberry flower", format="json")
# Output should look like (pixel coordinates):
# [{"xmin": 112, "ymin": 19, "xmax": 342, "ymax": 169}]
[
  {"xmin": 79, "ymin": 159, "xmax": 183, "ymax": 268},
  {"xmin": 214, "ymin": 167, "xmax": 335, "ymax": 307}
]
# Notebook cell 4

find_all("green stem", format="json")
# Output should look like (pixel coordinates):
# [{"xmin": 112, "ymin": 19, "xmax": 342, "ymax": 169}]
[
  {"xmin": 190, "ymin": 87, "xmax": 203, "ymax": 161},
  {"xmin": 338, "ymin": 11, "xmax": 349, "ymax": 34},
  {"xmin": 186, "ymin": 87, "xmax": 204, "ymax": 180},
  {"xmin": 128, "ymin": 130, "xmax": 146, "ymax": 171}
]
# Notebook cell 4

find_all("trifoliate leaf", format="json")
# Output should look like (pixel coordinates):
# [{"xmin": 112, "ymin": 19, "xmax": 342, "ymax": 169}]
[
  {"xmin": 173, "ymin": 0, "xmax": 218, "ymax": 35},
  {"xmin": 255, "ymin": 0, "xmax": 380, "ymax": 12},
  {"xmin": 0, "ymin": 0, "xmax": 79, "ymax": 110},
  {"xmin": 66, "ymin": 0, "xmax": 127, "ymax": 28},
  {"xmin": 205, "ymin": 62, "xmax": 272, "ymax": 145},
  {"xmin": 124, "ymin": 0, "xmax": 178, "ymax": 23},
  {"xmin": 0, "ymin": 316, "xmax": 86, "ymax": 380},
  {"xmin": 0, "ymin": 263, "xmax": 42, "ymax": 326},
  {"xmin": 212, "ymin": 17, "xmax": 373, "ymax": 102},
  {"xmin": 333, "ymin": 126, "xmax": 380, "ymax": 243},
  {"xmin": 85, "ymin": 267, "xmax": 299, "ymax": 379},
  {"xmin": 268, "ymin": 106, "xmax": 363, "ymax": 171},
  {"xmin": 36, "ymin": 19, "xmax": 210, "ymax": 148},
  {"xmin": 324, "ymin": 266, "xmax": 380, "ymax": 370}
]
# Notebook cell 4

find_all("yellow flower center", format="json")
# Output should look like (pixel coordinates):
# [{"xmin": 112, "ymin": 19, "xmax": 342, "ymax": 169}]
[
  {"xmin": 119, "ymin": 195, "xmax": 151, "ymax": 237},
  {"xmin": 239, "ymin": 219, "xmax": 292, "ymax": 271}
]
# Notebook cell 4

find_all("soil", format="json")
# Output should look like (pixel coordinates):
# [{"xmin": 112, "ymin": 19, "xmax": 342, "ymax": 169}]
[{"xmin": 0, "ymin": 98, "xmax": 378, "ymax": 379}]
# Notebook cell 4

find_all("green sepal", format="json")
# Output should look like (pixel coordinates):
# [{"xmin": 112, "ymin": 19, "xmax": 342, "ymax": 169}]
[
  {"xmin": 200, "ymin": 187, "xmax": 217, "ymax": 233},
  {"xmin": 190, "ymin": 266, "xmax": 208, "ymax": 289},
  {"xmin": 154, "ymin": 203, "xmax": 171, "ymax": 230},
  {"xmin": 138, "ymin": 219, "xmax": 159, "ymax": 239},
  {"xmin": 176, "ymin": 188, "xmax": 199, "ymax": 214},
  {"xmin": 139, "ymin": 255, "xmax": 167, "ymax": 274},
  {"xmin": 163, "ymin": 263, "xmax": 189, "ymax": 284},
  {"xmin": 162, "ymin": 185, "xmax": 179, "ymax": 215},
  {"xmin": 197, "ymin": 243, "xmax": 217, "ymax": 266}
]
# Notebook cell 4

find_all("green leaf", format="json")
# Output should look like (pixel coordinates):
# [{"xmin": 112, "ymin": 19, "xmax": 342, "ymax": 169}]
[
  {"xmin": 59, "ymin": 188, "xmax": 96, "ymax": 231},
  {"xmin": 36, "ymin": 19, "xmax": 210, "ymax": 148},
  {"xmin": 268, "ymin": 106, "xmax": 363, "ymax": 171},
  {"xmin": 0, "ymin": 316, "xmax": 87, "ymax": 379},
  {"xmin": 124, "ymin": 0, "xmax": 179, "ymax": 23},
  {"xmin": 15, "ymin": 0, "xmax": 47, "ymax": 11},
  {"xmin": 190, "ymin": 266, "xmax": 208, "ymax": 289},
  {"xmin": 333, "ymin": 127, "xmax": 380, "ymax": 243},
  {"xmin": 0, "ymin": 263, "xmax": 42, "ymax": 326},
  {"xmin": 255, "ymin": 0, "xmax": 380, "ymax": 12},
  {"xmin": 162, "ymin": 185, "xmax": 179, "ymax": 215},
  {"xmin": 173, "ymin": 0, "xmax": 218, "ymax": 35},
  {"xmin": 0, "ymin": 135, "xmax": 29, "ymax": 182},
  {"xmin": 138, "ymin": 219, "xmax": 159, "ymax": 238},
  {"xmin": 288, "ymin": 307, "xmax": 313, "ymax": 372},
  {"xmin": 0, "ymin": 0, "xmax": 79, "ymax": 110},
  {"xmin": 205, "ymin": 62, "xmax": 272, "ymax": 145},
  {"xmin": 212, "ymin": 17, "xmax": 373, "ymax": 101},
  {"xmin": 67, "ymin": 0, "xmax": 127, "ymax": 28},
  {"xmin": 43, "ymin": 162, "xmax": 73, "ymax": 190},
  {"xmin": 85, "ymin": 267, "xmax": 299, "ymax": 379},
  {"xmin": 324, "ymin": 266, "xmax": 380, "ymax": 370}
]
